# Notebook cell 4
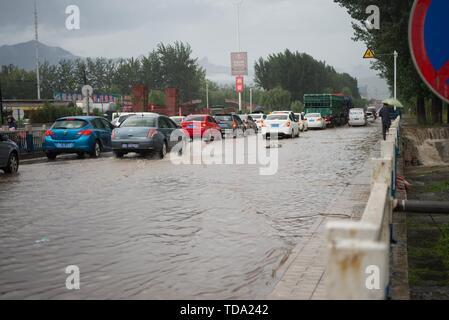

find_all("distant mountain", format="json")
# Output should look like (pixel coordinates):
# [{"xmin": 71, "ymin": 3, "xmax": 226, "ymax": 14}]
[{"xmin": 0, "ymin": 40, "xmax": 78, "ymax": 70}]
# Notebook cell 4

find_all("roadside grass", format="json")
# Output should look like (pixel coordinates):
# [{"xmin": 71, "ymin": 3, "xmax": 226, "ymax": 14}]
[
  {"xmin": 425, "ymin": 180, "xmax": 449, "ymax": 193},
  {"xmin": 408, "ymin": 223, "xmax": 449, "ymax": 286}
]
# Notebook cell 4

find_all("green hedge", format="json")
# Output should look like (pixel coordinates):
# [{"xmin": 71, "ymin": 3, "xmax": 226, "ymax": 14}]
[{"xmin": 29, "ymin": 103, "xmax": 84, "ymax": 124}]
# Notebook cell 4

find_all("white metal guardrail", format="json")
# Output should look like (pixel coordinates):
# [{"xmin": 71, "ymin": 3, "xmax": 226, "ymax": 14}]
[{"xmin": 325, "ymin": 117, "xmax": 400, "ymax": 300}]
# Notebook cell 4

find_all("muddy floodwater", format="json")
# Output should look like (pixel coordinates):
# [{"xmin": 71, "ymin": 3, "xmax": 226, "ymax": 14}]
[{"xmin": 0, "ymin": 125, "xmax": 380, "ymax": 299}]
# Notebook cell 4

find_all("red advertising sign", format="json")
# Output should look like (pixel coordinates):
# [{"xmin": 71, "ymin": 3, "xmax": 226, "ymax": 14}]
[{"xmin": 236, "ymin": 76, "xmax": 244, "ymax": 93}]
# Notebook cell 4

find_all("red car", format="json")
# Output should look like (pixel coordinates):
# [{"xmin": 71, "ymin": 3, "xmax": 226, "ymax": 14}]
[{"xmin": 181, "ymin": 115, "xmax": 223, "ymax": 141}]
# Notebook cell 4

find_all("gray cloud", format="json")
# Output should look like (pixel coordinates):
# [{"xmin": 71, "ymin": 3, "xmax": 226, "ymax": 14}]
[{"xmin": 0, "ymin": 0, "xmax": 380, "ymax": 79}]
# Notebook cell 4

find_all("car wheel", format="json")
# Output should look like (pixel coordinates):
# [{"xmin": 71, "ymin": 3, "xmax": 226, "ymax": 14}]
[
  {"xmin": 159, "ymin": 141, "xmax": 168, "ymax": 159},
  {"xmin": 4, "ymin": 152, "xmax": 19, "ymax": 174},
  {"xmin": 46, "ymin": 152, "xmax": 57, "ymax": 160},
  {"xmin": 114, "ymin": 151, "xmax": 124, "ymax": 158},
  {"xmin": 90, "ymin": 141, "xmax": 101, "ymax": 158}
]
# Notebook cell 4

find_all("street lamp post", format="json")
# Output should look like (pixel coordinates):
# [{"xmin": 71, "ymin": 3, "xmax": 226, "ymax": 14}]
[
  {"xmin": 249, "ymin": 87, "xmax": 253, "ymax": 113},
  {"xmin": 234, "ymin": 0, "xmax": 244, "ymax": 113},
  {"xmin": 394, "ymin": 50, "xmax": 398, "ymax": 100}
]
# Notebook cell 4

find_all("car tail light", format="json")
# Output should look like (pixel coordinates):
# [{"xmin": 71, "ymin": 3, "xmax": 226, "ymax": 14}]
[
  {"xmin": 111, "ymin": 130, "xmax": 117, "ymax": 140},
  {"xmin": 201, "ymin": 122, "xmax": 207, "ymax": 128},
  {"xmin": 316, "ymin": 118, "xmax": 322, "ymax": 121},
  {"xmin": 232, "ymin": 122, "xmax": 238, "ymax": 129},
  {"xmin": 261, "ymin": 121, "xmax": 266, "ymax": 127},
  {"xmin": 148, "ymin": 128, "xmax": 157, "ymax": 139},
  {"xmin": 45, "ymin": 130, "xmax": 54, "ymax": 136},
  {"xmin": 78, "ymin": 130, "xmax": 93, "ymax": 136},
  {"xmin": 284, "ymin": 121, "xmax": 291, "ymax": 128}
]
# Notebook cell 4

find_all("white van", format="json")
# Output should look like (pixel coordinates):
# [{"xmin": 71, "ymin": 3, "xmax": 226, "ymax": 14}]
[{"xmin": 348, "ymin": 108, "xmax": 367, "ymax": 126}]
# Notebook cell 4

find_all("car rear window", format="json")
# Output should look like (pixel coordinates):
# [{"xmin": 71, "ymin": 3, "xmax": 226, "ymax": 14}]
[
  {"xmin": 185, "ymin": 116, "xmax": 206, "ymax": 122},
  {"xmin": 53, "ymin": 119, "xmax": 88, "ymax": 129},
  {"xmin": 250, "ymin": 114, "xmax": 263, "ymax": 119},
  {"xmin": 267, "ymin": 115, "xmax": 288, "ymax": 120},
  {"xmin": 119, "ymin": 115, "xmax": 135, "ymax": 124},
  {"xmin": 121, "ymin": 117, "xmax": 157, "ymax": 127},
  {"xmin": 215, "ymin": 116, "xmax": 233, "ymax": 121}
]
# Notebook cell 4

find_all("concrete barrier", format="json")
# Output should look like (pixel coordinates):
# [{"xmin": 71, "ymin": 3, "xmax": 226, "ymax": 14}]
[{"xmin": 326, "ymin": 117, "xmax": 400, "ymax": 300}]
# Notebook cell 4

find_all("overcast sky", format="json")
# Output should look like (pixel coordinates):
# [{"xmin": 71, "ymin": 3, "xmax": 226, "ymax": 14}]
[{"xmin": 0, "ymin": 0, "xmax": 378, "ymax": 77}]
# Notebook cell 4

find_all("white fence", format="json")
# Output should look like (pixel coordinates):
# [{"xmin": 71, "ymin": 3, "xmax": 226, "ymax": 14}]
[{"xmin": 325, "ymin": 117, "xmax": 400, "ymax": 300}]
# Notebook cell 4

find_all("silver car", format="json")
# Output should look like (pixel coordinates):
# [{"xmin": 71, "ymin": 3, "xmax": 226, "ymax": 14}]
[{"xmin": 0, "ymin": 133, "xmax": 20, "ymax": 174}]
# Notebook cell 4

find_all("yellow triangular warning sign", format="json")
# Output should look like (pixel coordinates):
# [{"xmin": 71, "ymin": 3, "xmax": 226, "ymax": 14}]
[{"xmin": 363, "ymin": 48, "xmax": 376, "ymax": 59}]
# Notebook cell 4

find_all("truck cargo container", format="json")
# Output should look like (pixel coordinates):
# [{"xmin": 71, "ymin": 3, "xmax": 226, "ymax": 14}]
[{"xmin": 304, "ymin": 94, "xmax": 350, "ymax": 127}]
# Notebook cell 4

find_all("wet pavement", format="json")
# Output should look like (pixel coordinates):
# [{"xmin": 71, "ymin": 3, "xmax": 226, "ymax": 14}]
[{"xmin": 0, "ymin": 123, "xmax": 380, "ymax": 299}]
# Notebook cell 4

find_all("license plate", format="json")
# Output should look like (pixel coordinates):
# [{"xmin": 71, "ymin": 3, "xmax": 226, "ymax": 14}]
[
  {"xmin": 122, "ymin": 144, "xmax": 139, "ymax": 149},
  {"xmin": 187, "ymin": 125, "xmax": 194, "ymax": 129},
  {"xmin": 354, "ymin": 118, "xmax": 359, "ymax": 121},
  {"xmin": 309, "ymin": 120, "xmax": 315, "ymax": 122},
  {"xmin": 56, "ymin": 143, "xmax": 74, "ymax": 148},
  {"xmin": 271, "ymin": 124, "xmax": 279, "ymax": 128}
]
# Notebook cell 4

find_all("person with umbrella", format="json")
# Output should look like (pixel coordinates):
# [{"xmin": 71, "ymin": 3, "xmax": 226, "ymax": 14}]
[{"xmin": 378, "ymin": 103, "xmax": 392, "ymax": 141}]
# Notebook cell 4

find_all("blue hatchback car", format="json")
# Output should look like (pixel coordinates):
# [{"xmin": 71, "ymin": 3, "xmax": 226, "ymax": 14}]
[{"xmin": 43, "ymin": 116, "xmax": 115, "ymax": 160}]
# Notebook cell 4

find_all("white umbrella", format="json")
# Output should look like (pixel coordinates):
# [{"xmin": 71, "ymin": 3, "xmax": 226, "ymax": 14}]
[{"xmin": 382, "ymin": 98, "xmax": 404, "ymax": 108}]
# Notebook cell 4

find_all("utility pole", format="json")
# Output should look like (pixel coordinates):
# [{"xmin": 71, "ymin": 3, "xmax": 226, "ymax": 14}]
[
  {"xmin": 249, "ymin": 87, "xmax": 253, "ymax": 113},
  {"xmin": 34, "ymin": 0, "xmax": 41, "ymax": 100},
  {"xmin": 206, "ymin": 80, "xmax": 209, "ymax": 110},
  {"xmin": 0, "ymin": 80, "xmax": 4, "ymax": 125}
]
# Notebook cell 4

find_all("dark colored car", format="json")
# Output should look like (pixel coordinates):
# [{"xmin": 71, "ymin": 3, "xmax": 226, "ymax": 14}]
[
  {"xmin": 43, "ymin": 116, "xmax": 115, "ymax": 160},
  {"xmin": 0, "ymin": 132, "xmax": 20, "ymax": 174},
  {"xmin": 111, "ymin": 114, "xmax": 186, "ymax": 158},
  {"xmin": 214, "ymin": 114, "xmax": 246, "ymax": 138},
  {"xmin": 238, "ymin": 114, "xmax": 258, "ymax": 133}
]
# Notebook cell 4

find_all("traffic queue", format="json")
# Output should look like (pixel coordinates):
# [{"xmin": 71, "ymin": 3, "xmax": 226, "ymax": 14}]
[{"xmin": 0, "ymin": 108, "xmax": 376, "ymax": 175}]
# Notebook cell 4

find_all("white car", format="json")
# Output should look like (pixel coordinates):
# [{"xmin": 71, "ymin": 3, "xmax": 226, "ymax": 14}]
[
  {"xmin": 262, "ymin": 113, "xmax": 300, "ymax": 139},
  {"xmin": 249, "ymin": 114, "xmax": 267, "ymax": 131},
  {"xmin": 294, "ymin": 113, "xmax": 309, "ymax": 132},
  {"xmin": 170, "ymin": 116, "xmax": 185, "ymax": 127},
  {"xmin": 348, "ymin": 108, "xmax": 367, "ymax": 126},
  {"xmin": 305, "ymin": 113, "xmax": 326, "ymax": 129},
  {"xmin": 366, "ymin": 111, "xmax": 375, "ymax": 123}
]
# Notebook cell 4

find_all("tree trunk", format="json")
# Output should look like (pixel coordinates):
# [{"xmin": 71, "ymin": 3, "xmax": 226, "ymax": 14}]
[
  {"xmin": 446, "ymin": 102, "xmax": 449, "ymax": 124},
  {"xmin": 417, "ymin": 96, "xmax": 426, "ymax": 125},
  {"xmin": 431, "ymin": 95, "xmax": 443, "ymax": 124}
]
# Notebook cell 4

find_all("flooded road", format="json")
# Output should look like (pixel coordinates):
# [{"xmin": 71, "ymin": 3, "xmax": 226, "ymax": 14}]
[{"xmin": 0, "ymin": 124, "xmax": 380, "ymax": 299}]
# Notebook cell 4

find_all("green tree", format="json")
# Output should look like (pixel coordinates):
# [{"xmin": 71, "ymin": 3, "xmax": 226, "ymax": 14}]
[
  {"xmin": 255, "ymin": 50, "xmax": 360, "ymax": 102},
  {"xmin": 149, "ymin": 90, "xmax": 165, "ymax": 106},
  {"xmin": 157, "ymin": 42, "xmax": 205, "ymax": 102},
  {"xmin": 291, "ymin": 100, "xmax": 304, "ymax": 113},
  {"xmin": 261, "ymin": 87, "xmax": 291, "ymax": 111},
  {"xmin": 334, "ymin": 0, "xmax": 438, "ymax": 124}
]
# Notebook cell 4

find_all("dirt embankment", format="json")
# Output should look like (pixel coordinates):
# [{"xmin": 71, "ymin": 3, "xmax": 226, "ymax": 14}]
[{"xmin": 402, "ymin": 127, "xmax": 449, "ymax": 167}]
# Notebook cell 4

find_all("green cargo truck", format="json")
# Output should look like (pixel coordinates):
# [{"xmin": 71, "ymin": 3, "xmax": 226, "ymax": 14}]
[{"xmin": 304, "ymin": 94, "xmax": 350, "ymax": 127}]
